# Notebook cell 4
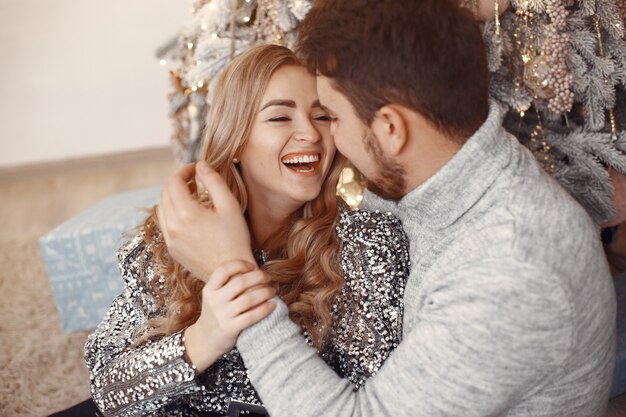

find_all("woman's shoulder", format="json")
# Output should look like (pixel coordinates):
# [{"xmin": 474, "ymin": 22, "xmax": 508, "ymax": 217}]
[
  {"xmin": 117, "ymin": 226, "xmax": 164, "ymax": 289},
  {"xmin": 336, "ymin": 200, "xmax": 407, "ymax": 247},
  {"xmin": 335, "ymin": 201, "xmax": 410, "ymax": 287},
  {"xmin": 118, "ymin": 228, "xmax": 148, "ymax": 261}
]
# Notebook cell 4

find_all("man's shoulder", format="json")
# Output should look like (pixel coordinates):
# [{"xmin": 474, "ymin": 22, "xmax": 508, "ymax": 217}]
[
  {"xmin": 426, "ymin": 162, "xmax": 606, "ymax": 290},
  {"xmin": 497, "ymin": 144, "xmax": 593, "ymax": 226},
  {"xmin": 465, "ymin": 153, "xmax": 598, "ymax": 252}
]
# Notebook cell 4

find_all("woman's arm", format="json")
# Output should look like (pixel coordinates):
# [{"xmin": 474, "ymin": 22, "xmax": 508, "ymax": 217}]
[
  {"xmin": 84, "ymin": 233, "xmax": 201, "ymax": 417},
  {"xmin": 84, "ymin": 232, "xmax": 276, "ymax": 417},
  {"xmin": 322, "ymin": 208, "xmax": 410, "ymax": 388}
]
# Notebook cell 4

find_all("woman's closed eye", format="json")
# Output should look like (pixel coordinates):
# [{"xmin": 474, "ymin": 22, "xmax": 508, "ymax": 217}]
[
  {"xmin": 268, "ymin": 116, "xmax": 291, "ymax": 122},
  {"xmin": 312, "ymin": 113, "xmax": 332, "ymax": 123}
]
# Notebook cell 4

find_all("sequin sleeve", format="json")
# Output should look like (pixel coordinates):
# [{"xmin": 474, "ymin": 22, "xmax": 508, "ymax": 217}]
[
  {"xmin": 84, "ymin": 232, "xmax": 201, "ymax": 417},
  {"xmin": 319, "ymin": 207, "xmax": 410, "ymax": 388}
]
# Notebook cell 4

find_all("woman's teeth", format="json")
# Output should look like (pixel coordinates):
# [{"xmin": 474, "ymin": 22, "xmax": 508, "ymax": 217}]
[
  {"xmin": 281, "ymin": 154, "xmax": 320, "ymax": 173},
  {"xmin": 282, "ymin": 154, "xmax": 320, "ymax": 164}
]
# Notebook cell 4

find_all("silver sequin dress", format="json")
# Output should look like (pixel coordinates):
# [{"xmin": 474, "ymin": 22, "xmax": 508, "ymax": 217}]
[{"xmin": 84, "ymin": 206, "xmax": 410, "ymax": 417}]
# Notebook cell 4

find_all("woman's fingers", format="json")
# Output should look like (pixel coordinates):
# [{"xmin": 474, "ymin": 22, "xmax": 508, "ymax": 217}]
[
  {"xmin": 228, "ymin": 286, "xmax": 276, "ymax": 317},
  {"xmin": 205, "ymin": 260, "xmax": 256, "ymax": 291},
  {"xmin": 232, "ymin": 299, "xmax": 277, "ymax": 330},
  {"xmin": 220, "ymin": 270, "xmax": 271, "ymax": 301},
  {"xmin": 200, "ymin": 263, "xmax": 275, "ymax": 337}
]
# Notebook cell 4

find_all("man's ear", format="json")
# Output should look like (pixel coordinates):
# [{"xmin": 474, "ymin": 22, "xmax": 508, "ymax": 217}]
[{"xmin": 371, "ymin": 105, "xmax": 409, "ymax": 157}]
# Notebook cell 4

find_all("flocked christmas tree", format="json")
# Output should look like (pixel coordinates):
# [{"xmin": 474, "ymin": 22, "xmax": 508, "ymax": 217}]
[
  {"xmin": 158, "ymin": 0, "xmax": 626, "ymax": 221},
  {"xmin": 482, "ymin": 0, "xmax": 626, "ymax": 225}
]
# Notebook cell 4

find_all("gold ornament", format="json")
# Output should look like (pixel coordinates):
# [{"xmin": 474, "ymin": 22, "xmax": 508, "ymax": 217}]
[
  {"xmin": 170, "ymin": 71, "xmax": 186, "ymax": 94},
  {"xmin": 336, "ymin": 164, "xmax": 365, "ymax": 208},
  {"xmin": 523, "ymin": 55, "xmax": 554, "ymax": 99}
]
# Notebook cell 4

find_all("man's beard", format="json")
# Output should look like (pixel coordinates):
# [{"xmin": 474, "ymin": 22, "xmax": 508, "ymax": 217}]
[{"xmin": 362, "ymin": 130, "xmax": 406, "ymax": 202}]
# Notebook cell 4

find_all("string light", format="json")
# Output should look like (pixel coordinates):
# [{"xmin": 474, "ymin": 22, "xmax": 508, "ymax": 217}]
[
  {"xmin": 594, "ymin": 14, "xmax": 620, "ymax": 140},
  {"xmin": 494, "ymin": 0, "xmax": 500, "ymax": 36}
]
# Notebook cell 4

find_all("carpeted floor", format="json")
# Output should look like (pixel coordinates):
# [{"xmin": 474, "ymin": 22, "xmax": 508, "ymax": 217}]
[{"xmin": 0, "ymin": 148, "xmax": 176, "ymax": 416}]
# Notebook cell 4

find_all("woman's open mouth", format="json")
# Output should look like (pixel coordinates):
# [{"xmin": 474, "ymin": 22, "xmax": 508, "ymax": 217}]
[{"xmin": 281, "ymin": 153, "xmax": 321, "ymax": 174}]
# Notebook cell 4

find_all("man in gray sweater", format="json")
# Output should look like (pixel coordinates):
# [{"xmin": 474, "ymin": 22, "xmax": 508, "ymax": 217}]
[{"xmin": 158, "ymin": 0, "xmax": 616, "ymax": 415}]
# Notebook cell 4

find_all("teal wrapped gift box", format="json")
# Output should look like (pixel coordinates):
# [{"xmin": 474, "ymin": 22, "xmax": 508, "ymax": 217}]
[{"xmin": 39, "ymin": 187, "xmax": 161, "ymax": 333}]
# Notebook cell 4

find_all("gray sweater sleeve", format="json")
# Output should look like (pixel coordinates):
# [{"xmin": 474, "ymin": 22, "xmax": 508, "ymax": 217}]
[{"xmin": 236, "ymin": 258, "xmax": 573, "ymax": 417}]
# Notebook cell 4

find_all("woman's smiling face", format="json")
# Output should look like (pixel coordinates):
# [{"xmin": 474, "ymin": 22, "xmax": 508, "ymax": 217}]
[{"xmin": 239, "ymin": 64, "xmax": 336, "ymax": 213}]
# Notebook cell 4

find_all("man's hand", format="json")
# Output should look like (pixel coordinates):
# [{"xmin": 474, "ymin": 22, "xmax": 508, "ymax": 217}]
[{"xmin": 157, "ymin": 162, "xmax": 255, "ymax": 281}]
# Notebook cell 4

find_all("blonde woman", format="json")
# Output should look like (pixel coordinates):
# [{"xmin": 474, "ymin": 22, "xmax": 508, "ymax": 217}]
[{"xmin": 83, "ymin": 44, "xmax": 409, "ymax": 417}]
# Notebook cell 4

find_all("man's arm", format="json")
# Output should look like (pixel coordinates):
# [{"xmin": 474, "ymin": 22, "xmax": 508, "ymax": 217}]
[{"xmin": 237, "ymin": 259, "xmax": 574, "ymax": 417}]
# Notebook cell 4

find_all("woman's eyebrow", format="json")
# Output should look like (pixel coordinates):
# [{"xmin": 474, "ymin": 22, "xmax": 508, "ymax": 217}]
[{"xmin": 260, "ymin": 99, "xmax": 296, "ymax": 111}]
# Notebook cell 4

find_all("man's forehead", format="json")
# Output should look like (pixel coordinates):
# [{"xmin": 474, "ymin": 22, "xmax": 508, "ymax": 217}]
[
  {"xmin": 315, "ymin": 75, "xmax": 333, "ymax": 90},
  {"xmin": 315, "ymin": 76, "xmax": 341, "ymax": 104}
]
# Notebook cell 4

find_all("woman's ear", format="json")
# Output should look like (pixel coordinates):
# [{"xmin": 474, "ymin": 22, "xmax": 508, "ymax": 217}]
[{"xmin": 371, "ymin": 105, "xmax": 409, "ymax": 157}]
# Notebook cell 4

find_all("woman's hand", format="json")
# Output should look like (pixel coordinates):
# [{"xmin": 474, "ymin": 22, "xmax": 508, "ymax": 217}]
[{"xmin": 183, "ymin": 260, "xmax": 276, "ymax": 373}]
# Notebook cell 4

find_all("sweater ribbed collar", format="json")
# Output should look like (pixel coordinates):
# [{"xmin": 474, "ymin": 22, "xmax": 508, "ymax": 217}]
[{"xmin": 363, "ymin": 101, "xmax": 513, "ymax": 231}]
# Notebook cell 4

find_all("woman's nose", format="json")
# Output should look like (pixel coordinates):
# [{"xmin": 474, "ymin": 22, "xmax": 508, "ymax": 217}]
[{"xmin": 294, "ymin": 117, "xmax": 321, "ymax": 142}]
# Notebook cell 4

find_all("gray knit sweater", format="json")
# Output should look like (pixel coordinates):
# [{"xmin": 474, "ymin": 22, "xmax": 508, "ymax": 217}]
[{"xmin": 236, "ymin": 102, "xmax": 616, "ymax": 417}]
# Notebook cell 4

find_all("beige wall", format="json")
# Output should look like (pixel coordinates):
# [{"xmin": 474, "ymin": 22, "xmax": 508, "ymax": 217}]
[{"xmin": 0, "ymin": 0, "xmax": 188, "ymax": 167}]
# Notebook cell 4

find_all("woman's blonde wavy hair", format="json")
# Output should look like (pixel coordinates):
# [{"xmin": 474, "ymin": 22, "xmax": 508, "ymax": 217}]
[{"xmin": 138, "ymin": 44, "xmax": 346, "ymax": 349}]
